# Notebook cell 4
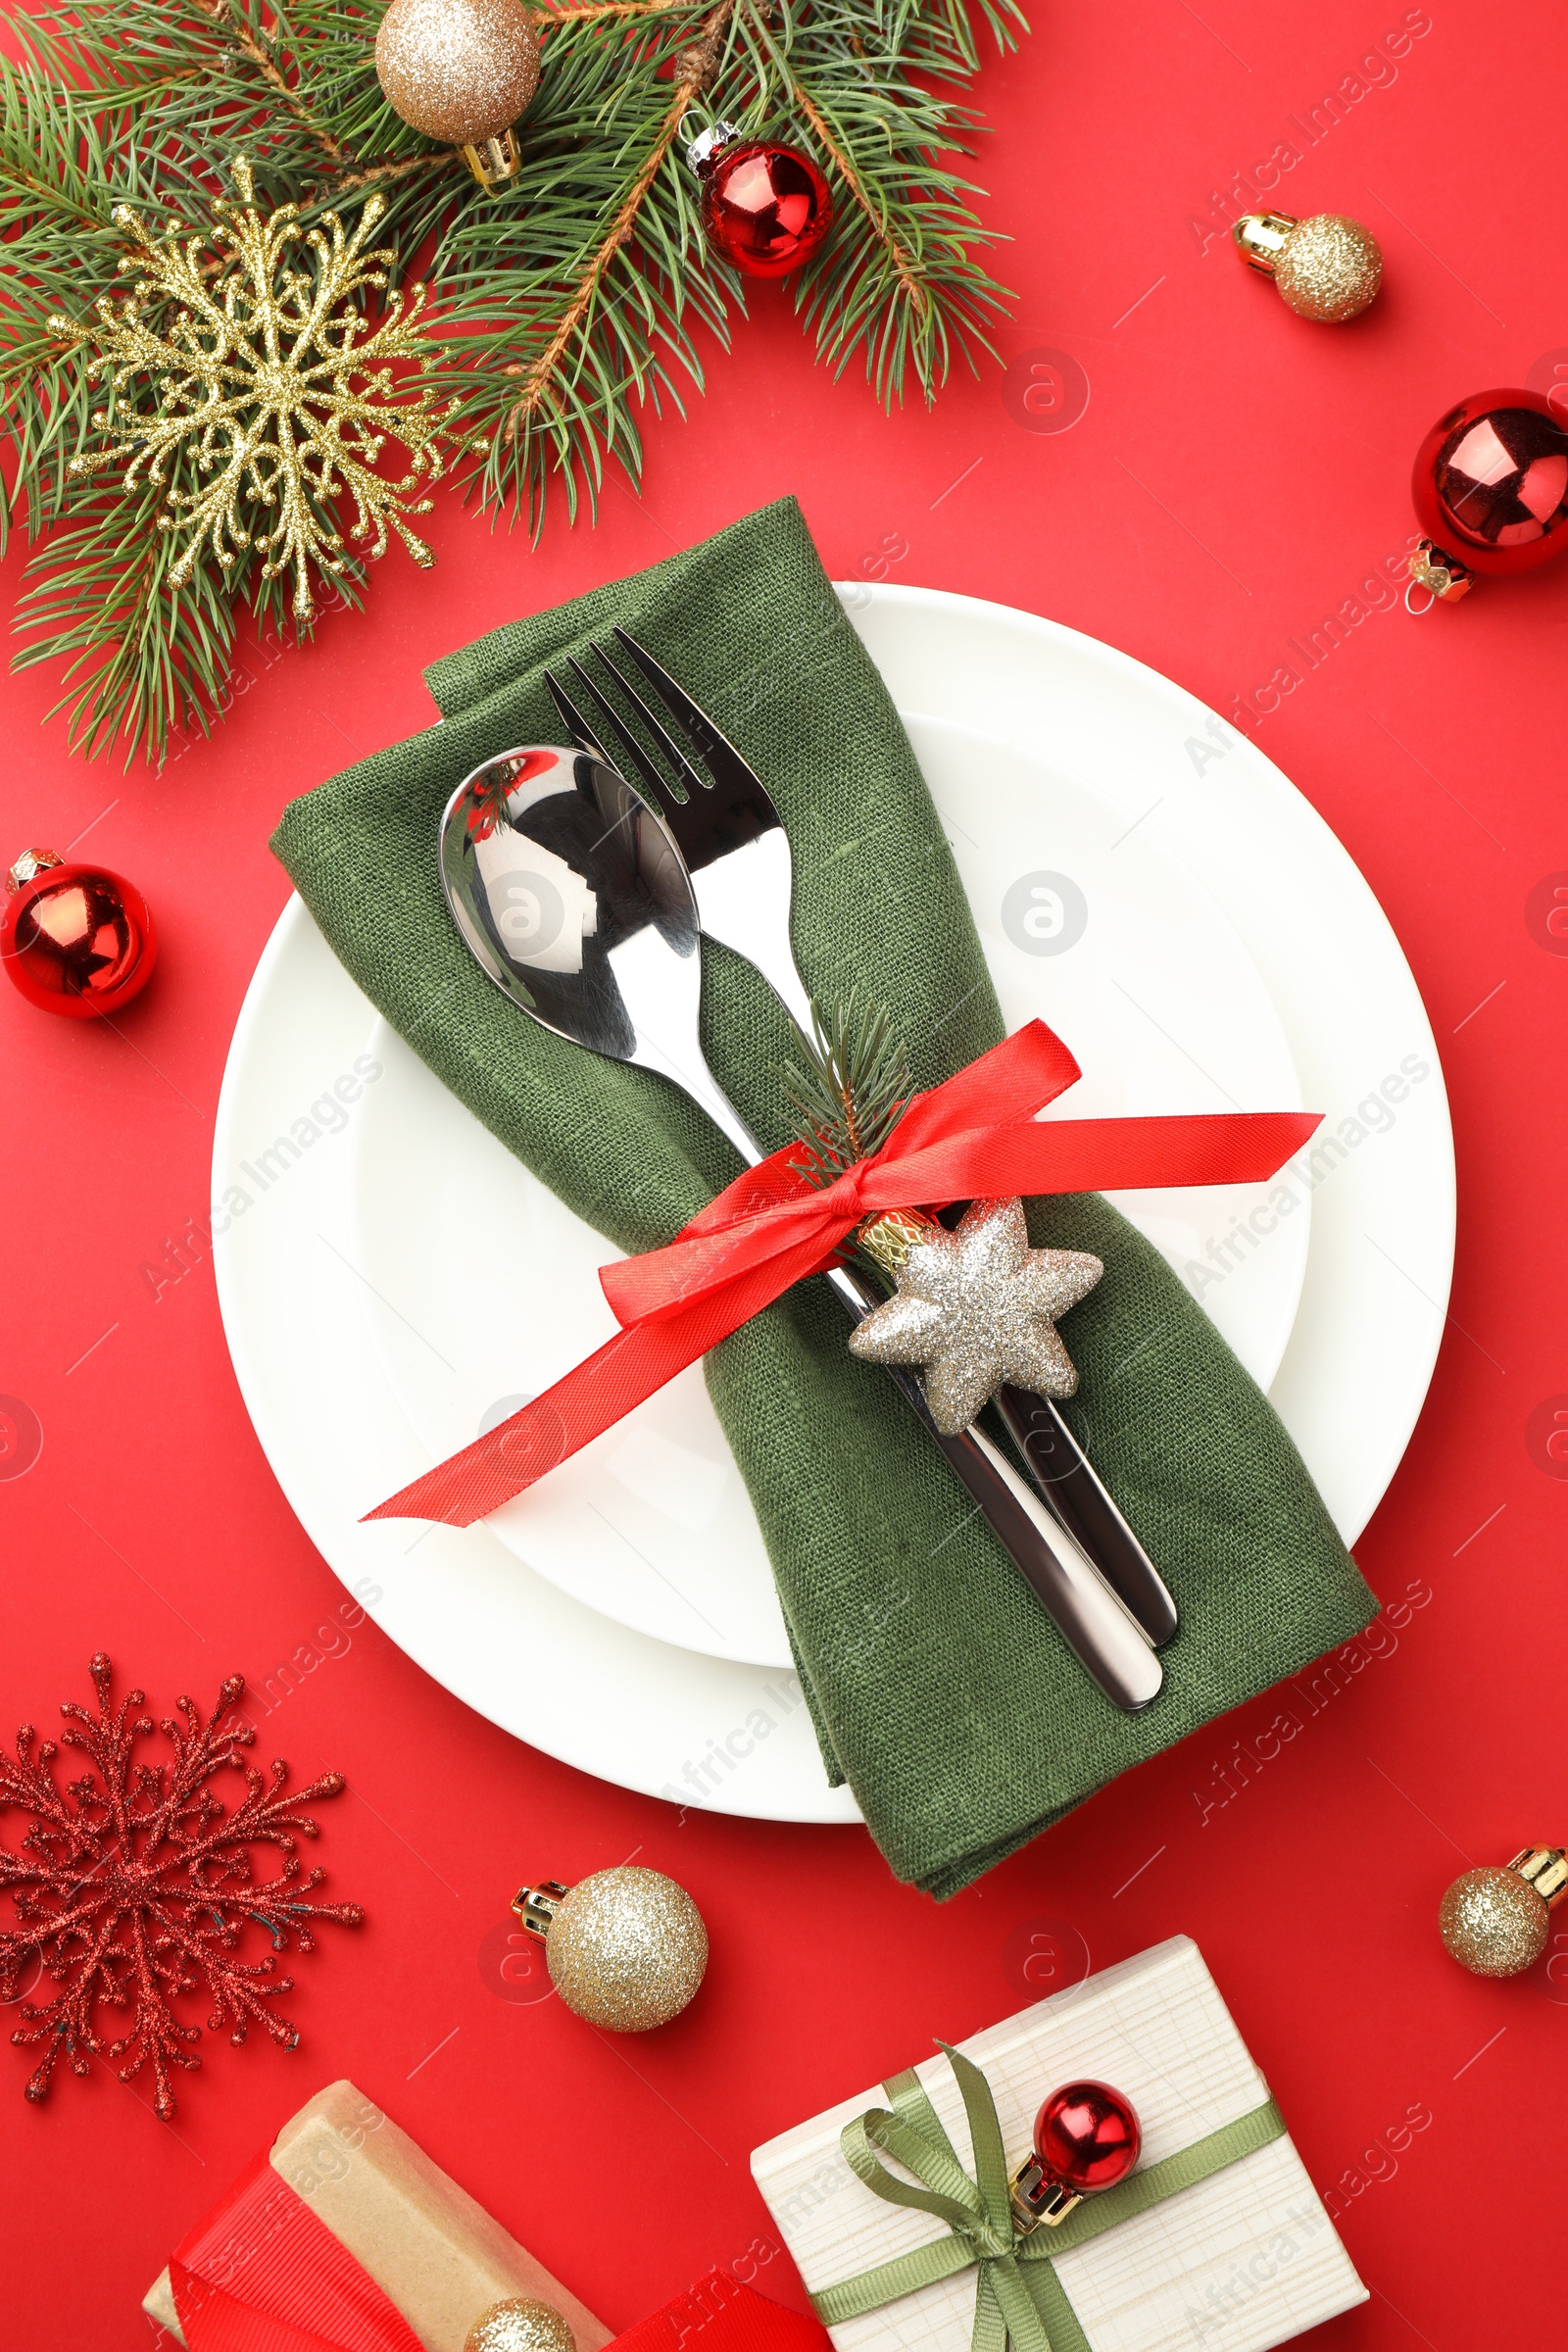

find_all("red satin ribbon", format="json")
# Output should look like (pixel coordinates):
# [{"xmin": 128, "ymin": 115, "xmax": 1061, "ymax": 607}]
[
  {"xmin": 608, "ymin": 2269, "xmax": 831, "ymax": 2351},
  {"xmin": 167, "ymin": 2176, "xmax": 815, "ymax": 2352},
  {"xmin": 170, "ymin": 2149, "xmax": 424, "ymax": 2352},
  {"xmin": 368, "ymin": 1020, "xmax": 1319, "ymax": 1529}
]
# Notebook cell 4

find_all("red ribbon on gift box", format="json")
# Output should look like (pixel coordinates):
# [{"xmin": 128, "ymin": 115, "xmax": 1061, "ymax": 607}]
[
  {"xmin": 166, "ymin": 2149, "xmax": 824, "ymax": 2352},
  {"xmin": 170, "ymin": 2148, "xmax": 424, "ymax": 2352},
  {"xmin": 367, "ymin": 1019, "xmax": 1319, "ymax": 1529},
  {"xmin": 610, "ymin": 2269, "xmax": 831, "ymax": 2352}
]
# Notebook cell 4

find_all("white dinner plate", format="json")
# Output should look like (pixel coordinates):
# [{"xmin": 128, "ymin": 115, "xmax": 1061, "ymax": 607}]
[
  {"xmin": 347, "ymin": 716, "xmax": 1309, "ymax": 1667},
  {"xmin": 212, "ymin": 586, "xmax": 1455, "ymax": 1824}
]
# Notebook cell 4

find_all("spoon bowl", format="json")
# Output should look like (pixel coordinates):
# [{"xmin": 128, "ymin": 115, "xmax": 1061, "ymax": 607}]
[{"xmin": 439, "ymin": 744, "xmax": 754, "ymax": 1152}]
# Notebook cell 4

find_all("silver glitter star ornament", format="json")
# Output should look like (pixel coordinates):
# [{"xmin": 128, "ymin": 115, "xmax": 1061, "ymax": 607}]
[{"xmin": 849, "ymin": 1197, "xmax": 1102, "ymax": 1436}]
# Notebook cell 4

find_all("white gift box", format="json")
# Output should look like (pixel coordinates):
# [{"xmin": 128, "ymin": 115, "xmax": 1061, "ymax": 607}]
[{"xmin": 751, "ymin": 1936, "xmax": 1365, "ymax": 2352}]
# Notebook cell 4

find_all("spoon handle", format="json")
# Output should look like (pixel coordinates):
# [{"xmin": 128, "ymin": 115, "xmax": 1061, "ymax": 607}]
[{"xmin": 947, "ymin": 1418, "xmax": 1161, "ymax": 1711}]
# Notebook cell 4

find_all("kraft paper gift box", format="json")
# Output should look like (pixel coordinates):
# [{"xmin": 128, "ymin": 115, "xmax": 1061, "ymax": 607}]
[
  {"xmin": 751, "ymin": 1937, "xmax": 1366, "ymax": 2352},
  {"xmin": 145, "ymin": 2079, "xmax": 613, "ymax": 2351}
]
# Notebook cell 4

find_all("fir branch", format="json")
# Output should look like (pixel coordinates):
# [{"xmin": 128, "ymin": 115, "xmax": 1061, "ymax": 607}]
[
  {"xmin": 0, "ymin": 0, "xmax": 1026, "ymax": 760},
  {"xmin": 329, "ymin": 145, "xmax": 460, "ymax": 193},
  {"xmin": 784, "ymin": 991, "xmax": 911, "ymax": 1189},
  {"xmin": 11, "ymin": 462, "xmax": 366, "ymax": 766},
  {"xmin": 498, "ymin": 0, "xmax": 733, "ymax": 442},
  {"xmin": 782, "ymin": 55, "xmax": 1012, "ymax": 403},
  {"xmin": 204, "ymin": 0, "xmax": 354, "ymax": 168},
  {"xmin": 790, "ymin": 75, "xmax": 930, "ymax": 321},
  {"xmin": 543, "ymin": 0, "xmax": 699, "ymax": 17},
  {"xmin": 436, "ymin": 0, "xmax": 735, "ymax": 532},
  {"xmin": 10, "ymin": 469, "xmax": 239, "ymax": 766}
]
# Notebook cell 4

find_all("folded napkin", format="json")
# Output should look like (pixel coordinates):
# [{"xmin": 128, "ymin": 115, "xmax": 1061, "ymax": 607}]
[{"xmin": 272, "ymin": 496, "xmax": 1376, "ymax": 1896}]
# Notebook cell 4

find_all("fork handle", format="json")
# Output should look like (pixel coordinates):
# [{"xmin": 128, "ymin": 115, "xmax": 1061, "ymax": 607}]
[{"xmin": 993, "ymin": 1387, "xmax": 1179, "ymax": 1646}]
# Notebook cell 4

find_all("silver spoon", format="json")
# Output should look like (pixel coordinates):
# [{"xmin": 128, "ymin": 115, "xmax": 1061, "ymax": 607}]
[{"xmin": 438, "ymin": 745, "xmax": 1160, "ymax": 1710}]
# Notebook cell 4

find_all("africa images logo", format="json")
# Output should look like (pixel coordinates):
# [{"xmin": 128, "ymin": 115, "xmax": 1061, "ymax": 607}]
[{"xmin": 0, "ymin": 1396, "xmax": 43, "ymax": 1482}]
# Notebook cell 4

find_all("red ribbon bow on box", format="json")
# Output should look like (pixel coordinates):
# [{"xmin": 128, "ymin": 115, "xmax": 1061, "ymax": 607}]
[{"xmin": 368, "ymin": 1020, "xmax": 1318, "ymax": 1529}]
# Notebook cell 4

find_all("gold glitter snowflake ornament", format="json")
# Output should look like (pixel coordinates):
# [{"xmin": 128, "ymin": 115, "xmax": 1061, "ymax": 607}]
[{"xmin": 59, "ymin": 158, "xmax": 461, "ymax": 620}]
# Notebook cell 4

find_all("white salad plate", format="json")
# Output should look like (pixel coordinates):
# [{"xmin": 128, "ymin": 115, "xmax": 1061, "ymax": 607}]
[{"xmin": 212, "ymin": 585, "xmax": 1455, "ymax": 1824}]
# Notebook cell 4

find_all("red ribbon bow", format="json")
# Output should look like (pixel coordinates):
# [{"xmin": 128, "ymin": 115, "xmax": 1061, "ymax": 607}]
[{"xmin": 368, "ymin": 1020, "xmax": 1318, "ymax": 1528}]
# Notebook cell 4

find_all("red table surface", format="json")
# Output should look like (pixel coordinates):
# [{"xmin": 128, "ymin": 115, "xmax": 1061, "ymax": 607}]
[{"xmin": 3, "ymin": 2, "xmax": 1565, "ymax": 2343}]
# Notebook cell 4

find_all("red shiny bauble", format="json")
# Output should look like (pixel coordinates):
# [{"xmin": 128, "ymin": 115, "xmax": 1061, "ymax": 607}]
[
  {"xmin": 1034, "ymin": 2080, "xmax": 1141, "ymax": 2194},
  {"xmin": 1412, "ymin": 388, "xmax": 1568, "ymax": 576},
  {"xmin": 697, "ymin": 131, "xmax": 833, "ymax": 279},
  {"xmin": 1, "ymin": 849, "xmax": 157, "ymax": 1018}
]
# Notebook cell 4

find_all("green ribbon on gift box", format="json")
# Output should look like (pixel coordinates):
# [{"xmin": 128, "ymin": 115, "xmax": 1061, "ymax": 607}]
[{"xmin": 811, "ymin": 2044, "xmax": 1286, "ymax": 2352}]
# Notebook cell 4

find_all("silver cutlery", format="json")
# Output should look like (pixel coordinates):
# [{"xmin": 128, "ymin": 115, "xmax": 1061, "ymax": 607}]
[
  {"xmin": 543, "ymin": 629, "xmax": 1179, "ymax": 1651},
  {"xmin": 438, "ymin": 742, "xmax": 1161, "ymax": 1710}
]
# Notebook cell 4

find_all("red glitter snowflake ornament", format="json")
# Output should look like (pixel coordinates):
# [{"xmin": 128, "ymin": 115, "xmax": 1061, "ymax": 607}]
[{"xmin": 0, "ymin": 1654, "xmax": 363, "ymax": 2118}]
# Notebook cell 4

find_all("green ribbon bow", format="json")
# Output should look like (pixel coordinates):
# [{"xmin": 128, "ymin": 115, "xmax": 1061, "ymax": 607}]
[{"xmin": 811, "ymin": 2043, "xmax": 1286, "ymax": 2352}]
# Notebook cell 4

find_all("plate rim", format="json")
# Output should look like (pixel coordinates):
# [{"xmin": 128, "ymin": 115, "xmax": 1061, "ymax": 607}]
[{"xmin": 212, "ymin": 582, "xmax": 1456, "ymax": 1822}]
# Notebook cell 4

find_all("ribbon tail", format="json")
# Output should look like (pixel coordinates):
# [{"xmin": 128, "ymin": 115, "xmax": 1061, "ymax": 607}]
[
  {"xmin": 971, "ymin": 2267, "xmax": 1012, "ymax": 2352},
  {"xmin": 1014, "ymin": 2260, "xmax": 1091, "ymax": 2352},
  {"xmin": 938, "ymin": 2041, "xmax": 1013, "ymax": 2230},
  {"xmin": 173, "ymin": 2263, "xmax": 358, "ymax": 2352},
  {"xmin": 600, "ymin": 1198, "xmax": 850, "ymax": 1324},
  {"xmin": 987, "ymin": 2256, "xmax": 1058, "ymax": 2352},
  {"xmin": 364, "ymin": 1321, "xmax": 687, "ymax": 1526},
  {"xmin": 365, "ymin": 1227, "xmax": 853, "ymax": 1526},
  {"xmin": 855, "ymin": 1110, "xmax": 1323, "ymax": 1217}
]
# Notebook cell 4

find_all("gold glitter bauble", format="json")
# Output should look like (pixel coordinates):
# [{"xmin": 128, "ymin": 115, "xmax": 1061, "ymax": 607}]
[
  {"xmin": 375, "ymin": 0, "xmax": 541, "ymax": 144},
  {"xmin": 546, "ymin": 1866, "xmax": 708, "ymax": 2031},
  {"xmin": 1272, "ymin": 215, "xmax": 1383, "ymax": 323},
  {"xmin": 466, "ymin": 2298, "xmax": 577, "ymax": 2352},
  {"xmin": 1439, "ymin": 1866, "xmax": 1548, "ymax": 1977}
]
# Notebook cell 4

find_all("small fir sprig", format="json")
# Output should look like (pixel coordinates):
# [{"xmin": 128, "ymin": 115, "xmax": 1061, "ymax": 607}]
[{"xmin": 783, "ymin": 989, "xmax": 911, "ymax": 1189}]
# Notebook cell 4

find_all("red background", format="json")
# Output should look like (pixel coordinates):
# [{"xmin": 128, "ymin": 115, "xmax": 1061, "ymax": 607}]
[{"xmin": 3, "ymin": 1, "xmax": 1565, "ymax": 2343}]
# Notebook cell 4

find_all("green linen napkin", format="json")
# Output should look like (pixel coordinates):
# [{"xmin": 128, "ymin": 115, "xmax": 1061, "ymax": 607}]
[{"xmin": 272, "ymin": 496, "xmax": 1376, "ymax": 1896}]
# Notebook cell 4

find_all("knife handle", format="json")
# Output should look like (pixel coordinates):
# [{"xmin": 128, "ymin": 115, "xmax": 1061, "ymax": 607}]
[
  {"xmin": 930, "ymin": 1411, "xmax": 1162, "ymax": 1711},
  {"xmin": 994, "ymin": 1386, "xmax": 1179, "ymax": 1646}
]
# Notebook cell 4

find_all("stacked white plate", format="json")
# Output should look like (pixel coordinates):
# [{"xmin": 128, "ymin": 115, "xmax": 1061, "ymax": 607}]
[{"xmin": 213, "ymin": 588, "xmax": 1455, "ymax": 1822}]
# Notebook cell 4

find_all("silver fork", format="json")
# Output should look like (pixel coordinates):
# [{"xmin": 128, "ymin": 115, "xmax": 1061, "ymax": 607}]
[{"xmin": 544, "ymin": 626, "xmax": 1179, "ymax": 1649}]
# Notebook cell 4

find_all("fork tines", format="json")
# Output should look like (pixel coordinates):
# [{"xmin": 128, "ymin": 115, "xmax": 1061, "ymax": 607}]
[{"xmin": 545, "ymin": 631, "xmax": 712, "ymax": 813}]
